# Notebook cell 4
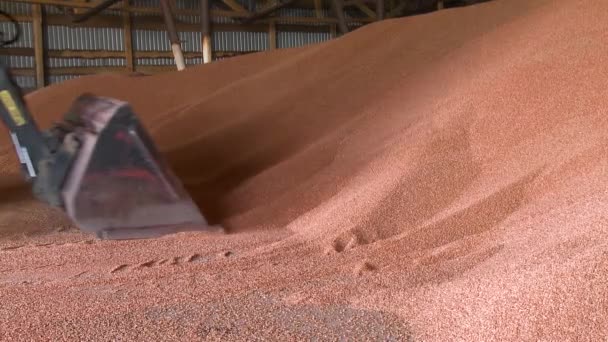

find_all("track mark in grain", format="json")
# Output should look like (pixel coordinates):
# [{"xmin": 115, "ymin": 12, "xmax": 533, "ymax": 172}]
[
  {"xmin": 187, "ymin": 254, "xmax": 203, "ymax": 263},
  {"xmin": 110, "ymin": 264, "xmax": 129, "ymax": 273},
  {"xmin": 1, "ymin": 245, "xmax": 25, "ymax": 251},
  {"xmin": 137, "ymin": 260, "xmax": 157, "ymax": 269}
]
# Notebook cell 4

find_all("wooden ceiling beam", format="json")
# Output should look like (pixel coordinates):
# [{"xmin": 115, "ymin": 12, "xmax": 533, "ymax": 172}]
[
  {"xmin": 0, "ymin": 13, "xmax": 334, "ymax": 32},
  {"xmin": 70, "ymin": 0, "xmax": 122, "ymax": 22},
  {"xmin": 352, "ymin": 0, "xmax": 376, "ymax": 19},
  {"xmin": 8, "ymin": 0, "xmax": 243, "ymax": 18},
  {"xmin": 219, "ymin": 0, "xmax": 250, "ymax": 13},
  {"xmin": 241, "ymin": 0, "xmax": 297, "ymax": 24},
  {"xmin": 5, "ymin": 1, "xmax": 372, "ymax": 23}
]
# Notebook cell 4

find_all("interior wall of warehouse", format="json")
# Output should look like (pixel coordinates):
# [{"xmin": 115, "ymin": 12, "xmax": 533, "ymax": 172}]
[{"xmin": 0, "ymin": 0, "xmax": 339, "ymax": 90}]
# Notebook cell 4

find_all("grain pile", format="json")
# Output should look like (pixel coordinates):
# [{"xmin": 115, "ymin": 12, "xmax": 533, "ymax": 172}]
[{"xmin": 1, "ymin": 0, "xmax": 607, "ymax": 340}]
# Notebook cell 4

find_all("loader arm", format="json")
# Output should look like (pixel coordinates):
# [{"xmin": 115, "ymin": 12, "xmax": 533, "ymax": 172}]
[
  {"xmin": 0, "ymin": 66, "xmax": 49, "ymax": 180},
  {"xmin": 0, "ymin": 10, "xmax": 211, "ymax": 240},
  {"xmin": 0, "ymin": 66, "xmax": 211, "ymax": 240}
]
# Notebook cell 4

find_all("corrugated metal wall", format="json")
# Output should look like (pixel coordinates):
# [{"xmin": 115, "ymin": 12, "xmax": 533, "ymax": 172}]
[
  {"xmin": 1, "ymin": 0, "xmax": 339, "ymax": 90},
  {"xmin": 46, "ymin": 26, "xmax": 125, "ymax": 51},
  {"xmin": 0, "ymin": 21, "xmax": 33, "ymax": 48},
  {"xmin": 0, "ymin": 1, "xmax": 31, "ymax": 15}
]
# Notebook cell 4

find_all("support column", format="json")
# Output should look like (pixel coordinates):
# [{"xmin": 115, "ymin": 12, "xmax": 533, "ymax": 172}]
[
  {"xmin": 123, "ymin": 1, "xmax": 134, "ymax": 71},
  {"xmin": 160, "ymin": 0, "xmax": 186, "ymax": 70},
  {"xmin": 376, "ymin": 0, "xmax": 384, "ymax": 20},
  {"xmin": 331, "ymin": 0, "xmax": 348, "ymax": 35},
  {"xmin": 201, "ymin": 0, "xmax": 212, "ymax": 63},
  {"xmin": 437, "ymin": 0, "xmax": 444, "ymax": 9},
  {"xmin": 314, "ymin": 0, "xmax": 323, "ymax": 18},
  {"xmin": 32, "ymin": 4, "xmax": 45, "ymax": 88},
  {"xmin": 268, "ymin": 19, "xmax": 276, "ymax": 50}
]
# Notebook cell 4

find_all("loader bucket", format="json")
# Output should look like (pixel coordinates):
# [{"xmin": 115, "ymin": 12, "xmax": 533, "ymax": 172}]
[{"xmin": 60, "ymin": 95, "xmax": 211, "ymax": 240}]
